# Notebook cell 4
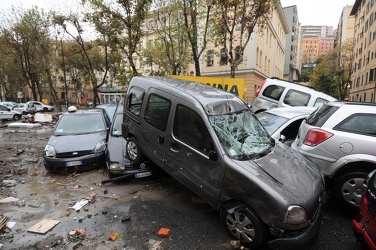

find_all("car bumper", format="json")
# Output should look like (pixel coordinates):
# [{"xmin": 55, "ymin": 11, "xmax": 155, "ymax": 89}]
[
  {"xmin": 44, "ymin": 153, "xmax": 105, "ymax": 173},
  {"xmin": 106, "ymin": 161, "xmax": 154, "ymax": 178},
  {"xmin": 267, "ymin": 195, "xmax": 323, "ymax": 248}
]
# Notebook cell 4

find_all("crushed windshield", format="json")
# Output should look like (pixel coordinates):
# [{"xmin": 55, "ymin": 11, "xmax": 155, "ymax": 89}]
[{"xmin": 209, "ymin": 109, "xmax": 273, "ymax": 159}]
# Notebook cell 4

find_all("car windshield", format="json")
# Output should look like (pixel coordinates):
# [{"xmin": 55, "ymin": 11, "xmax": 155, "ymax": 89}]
[
  {"xmin": 256, "ymin": 112, "xmax": 288, "ymax": 135},
  {"xmin": 111, "ymin": 113, "xmax": 122, "ymax": 136},
  {"xmin": 209, "ymin": 109, "xmax": 274, "ymax": 159},
  {"xmin": 54, "ymin": 114, "xmax": 106, "ymax": 135}
]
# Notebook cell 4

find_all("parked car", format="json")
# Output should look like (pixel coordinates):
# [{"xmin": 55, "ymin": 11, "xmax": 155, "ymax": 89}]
[
  {"xmin": 353, "ymin": 169, "xmax": 376, "ymax": 249},
  {"xmin": 96, "ymin": 103, "xmax": 117, "ymax": 123},
  {"xmin": 43, "ymin": 107, "xmax": 111, "ymax": 174},
  {"xmin": 12, "ymin": 103, "xmax": 29, "ymax": 115},
  {"xmin": 0, "ymin": 101, "xmax": 17, "ymax": 109},
  {"xmin": 292, "ymin": 101, "xmax": 376, "ymax": 211},
  {"xmin": 26, "ymin": 101, "xmax": 54, "ymax": 112},
  {"xmin": 105, "ymin": 103, "xmax": 155, "ymax": 179},
  {"xmin": 250, "ymin": 77, "xmax": 336, "ymax": 114},
  {"xmin": 123, "ymin": 76, "xmax": 325, "ymax": 248},
  {"xmin": 256, "ymin": 106, "xmax": 317, "ymax": 146},
  {"xmin": 0, "ymin": 104, "xmax": 22, "ymax": 121}
]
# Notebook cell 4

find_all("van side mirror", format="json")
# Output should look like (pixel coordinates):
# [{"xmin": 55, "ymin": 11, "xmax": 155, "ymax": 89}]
[{"xmin": 209, "ymin": 150, "xmax": 218, "ymax": 161}]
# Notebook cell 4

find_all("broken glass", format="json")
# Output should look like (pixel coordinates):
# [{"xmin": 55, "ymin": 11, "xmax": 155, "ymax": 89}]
[{"xmin": 209, "ymin": 109, "xmax": 274, "ymax": 159}]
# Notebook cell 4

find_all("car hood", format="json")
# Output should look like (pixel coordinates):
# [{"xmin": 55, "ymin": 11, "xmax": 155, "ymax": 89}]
[
  {"xmin": 236, "ymin": 143, "xmax": 323, "ymax": 204},
  {"xmin": 48, "ymin": 132, "xmax": 107, "ymax": 152},
  {"xmin": 107, "ymin": 135, "xmax": 132, "ymax": 165}
]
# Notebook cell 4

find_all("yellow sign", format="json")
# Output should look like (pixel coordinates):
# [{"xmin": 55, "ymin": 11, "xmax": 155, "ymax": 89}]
[{"xmin": 169, "ymin": 75, "xmax": 246, "ymax": 100}]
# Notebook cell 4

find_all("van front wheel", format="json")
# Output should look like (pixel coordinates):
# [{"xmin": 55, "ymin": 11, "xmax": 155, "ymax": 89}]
[{"xmin": 126, "ymin": 137, "xmax": 145, "ymax": 165}]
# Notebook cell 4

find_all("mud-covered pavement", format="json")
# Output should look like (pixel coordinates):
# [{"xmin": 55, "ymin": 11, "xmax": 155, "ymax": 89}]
[{"xmin": 0, "ymin": 119, "xmax": 367, "ymax": 250}]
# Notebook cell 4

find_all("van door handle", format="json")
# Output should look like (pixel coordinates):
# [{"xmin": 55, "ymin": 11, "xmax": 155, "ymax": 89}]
[
  {"xmin": 170, "ymin": 142, "xmax": 180, "ymax": 152},
  {"xmin": 158, "ymin": 135, "xmax": 164, "ymax": 144}
]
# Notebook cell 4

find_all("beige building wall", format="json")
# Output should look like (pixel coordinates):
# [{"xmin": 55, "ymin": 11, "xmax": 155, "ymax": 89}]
[
  {"xmin": 350, "ymin": 0, "xmax": 376, "ymax": 102},
  {"xmin": 197, "ymin": 1, "xmax": 288, "ymax": 104}
]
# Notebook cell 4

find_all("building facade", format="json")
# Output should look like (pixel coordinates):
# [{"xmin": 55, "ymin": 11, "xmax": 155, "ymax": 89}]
[
  {"xmin": 282, "ymin": 5, "xmax": 302, "ymax": 81},
  {"xmin": 350, "ymin": 0, "xmax": 376, "ymax": 102},
  {"xmin": 301, "ymin": 25, "xmax": 334, "ymax": 38}
]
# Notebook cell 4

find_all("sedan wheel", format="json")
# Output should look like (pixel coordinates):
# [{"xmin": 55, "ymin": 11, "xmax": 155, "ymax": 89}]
[
  {"xmin": 13, "ymin": 114, "xmax": 21, "ymax": 121},
  {"xmin": 126, "ymin": 137, "xmax": 145, "ymax": 165},
  {"xmin": 333, "ymin": 171, "xmax": 369, "ymax": 211},
  {"xmin": 223, "ymin": 204, "xmax": 266, "ymax": 248}
]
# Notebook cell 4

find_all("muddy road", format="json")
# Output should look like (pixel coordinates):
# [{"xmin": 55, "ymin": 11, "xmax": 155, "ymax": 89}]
[{"xmin": 0, "ymin": 120, "xmax": 365, "ymax": 250}]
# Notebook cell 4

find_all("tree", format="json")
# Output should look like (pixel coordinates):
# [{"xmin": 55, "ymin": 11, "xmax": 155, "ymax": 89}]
[
  {"xmin": 143, "ymin": 0, "xmax": 191, "ymax": 75},
  {"xmin": 310, "ymin": 42, "xmax": 354, "ymax": 100},
  {"xmin": 0, "ymin": 6, "xmax": 50, "ymax": 102},
  {"xmin": 182, "ymin": 0, "xmax": 212, "ymax": 76},
  {"xmin": 212, "ymin": 0, "xmax": 275, "ymax": 78},
  {"xmin": 53, "ymin": 11, "xmax": 111, "ymax": 106},
  {"xmin": 310, "ymin": 54, "xmax": 337, "ymax": 97},
  {"xmin": 85, "ymin": 0, "xmax": 152, "ymax": 79}
]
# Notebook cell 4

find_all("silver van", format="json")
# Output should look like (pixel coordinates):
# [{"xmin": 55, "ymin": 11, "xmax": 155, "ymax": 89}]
[
  {"xmin": 250, "ymin": 78, "xmax": 336, "ymax": 114},
  {"xmin": 122, "ymin": 76, "xmax": 324, "ymax": 248}
]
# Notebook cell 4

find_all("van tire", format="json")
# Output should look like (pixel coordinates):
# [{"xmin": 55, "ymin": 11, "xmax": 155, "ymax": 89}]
[
  {"xmin": 126, "ymin": 137, "xmax": 145, "ymax": 165},
  {"xmin": 222, "ymin": 204, "xmax": 267, "ymax": 248}
]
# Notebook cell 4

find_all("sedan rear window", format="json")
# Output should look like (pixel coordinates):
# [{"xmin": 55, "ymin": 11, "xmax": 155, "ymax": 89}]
[{"xmin": 306, "ymin": 104, "xmax": 338, "ymax": 127}]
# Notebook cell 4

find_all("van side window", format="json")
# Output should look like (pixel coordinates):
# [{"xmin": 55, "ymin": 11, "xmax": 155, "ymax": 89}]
[
  {"xmin": 127, "ymin": 87, "xmax": 144, "ymax": 116},
  {"xmin": 144, "ymin": 94, "xmax": 171, "ymax": 131},
  {"xmin": 263, "ymin": 85, "xmax": 285, "ymax": 100},
  {"xmin": 173, "ymin": 105, "xmax": 213, "ymax": 154},
  {"xmin": 283, "ymin": 89, "xmax": 310, "ymax": 106}
]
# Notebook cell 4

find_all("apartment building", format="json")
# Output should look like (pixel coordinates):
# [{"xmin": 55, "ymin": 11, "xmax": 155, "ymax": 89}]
[
  {"xmin": 197, "ymin": 2, "xmax": 289, "ymax": 103},
  {"xmin": 350, "ymin": 0, "xmax": 376, "ymax": 102},
  {"xmin": 283, "ymin": 5, "xmax": 302, "ymax": 81},
  {"xmin": 301, "ymin": 25, "xmax": 334, "ymax": 38}
]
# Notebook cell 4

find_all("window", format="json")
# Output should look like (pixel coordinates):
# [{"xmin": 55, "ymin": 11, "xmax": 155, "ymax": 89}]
[
  {"xmin": 207, "ymin": 50, "xmax": 214, "ymax": 67},
  {"xmin": 220, "ymin": 48, "xmax": 228, "ymax": 65},
  {"xmin": 334, "ymin": 113, "xmax": 376, "ymax": 136},
  {"xmin": 283, "ymin": 89, "xmax": 310, "ymax": 107},
  {"xmin": 262, "ymin": 85, "xmax": 285, "ymax": 101},
  {"xmin": 173, "ymin": 105, "xmax": 213, "ymax": 154},
  {"xmin": 127, "ymin": 87, "xmax": 145, "ymax": 116},
  {"xmin": 314, "ymin": 98, "xmax": 329, "ymax": 108},
  {"xmin": 144, "ymin": 94, "xmax": 171, "ymax": 131},
  {"xmin": 235, "ymin": 46, "xmax": 242, "ymax": 61}
]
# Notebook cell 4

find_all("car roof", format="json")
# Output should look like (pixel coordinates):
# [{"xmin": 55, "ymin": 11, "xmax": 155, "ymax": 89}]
[
  {"xmin": 64, "ymin": 108, "xmax": 105, "ymax": 116},
  {"xmin": 260, "ymin": 106, "xmax": 317, "ymax": 119}
]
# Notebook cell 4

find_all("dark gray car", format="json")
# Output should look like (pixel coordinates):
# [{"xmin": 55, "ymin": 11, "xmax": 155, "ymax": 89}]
[{"xmin": 122, "ymin": 76, "xmax": 325, "ymax": 249}]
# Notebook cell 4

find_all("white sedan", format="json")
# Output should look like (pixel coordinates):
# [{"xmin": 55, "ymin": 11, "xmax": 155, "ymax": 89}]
[
  {"xmin": 256, "ymin": 106, "xmax": 316, "ymax": 146},
  {"xmin": 0, "ymin": 104, "xmax": 22, "ymax": 121}
]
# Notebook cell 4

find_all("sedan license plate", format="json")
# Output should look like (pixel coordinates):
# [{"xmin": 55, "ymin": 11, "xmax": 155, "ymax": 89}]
[
  {"xmin": 65, "ymin": 161, "xmax": 82, "ymax": 167},
  {"xmin": 134, "ymin": 171, "xmax": 152, "ymax": 178}
]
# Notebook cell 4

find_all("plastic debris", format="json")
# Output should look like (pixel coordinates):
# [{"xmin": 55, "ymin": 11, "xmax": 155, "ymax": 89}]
[{"xmin": 70, "ymin": 199, "xmax": 89, "ymax": 211}]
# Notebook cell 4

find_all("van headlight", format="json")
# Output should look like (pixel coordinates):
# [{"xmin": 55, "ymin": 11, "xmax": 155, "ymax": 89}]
[
  {"xmin": 94, "ymin": 140, "xmax": 107, "ymax": 153},
  {"xmin": 284, "ymin": 205, "xmax": 307, "ymax": 225},
  {"xmin": 44, "ymin": 144, "xmax": 56, "ymax": 157}
]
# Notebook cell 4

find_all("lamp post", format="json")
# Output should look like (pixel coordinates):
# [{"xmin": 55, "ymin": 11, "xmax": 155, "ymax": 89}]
[{"xmin": 60, "ymin": 39, "xmax": 69, "ymax": 109}]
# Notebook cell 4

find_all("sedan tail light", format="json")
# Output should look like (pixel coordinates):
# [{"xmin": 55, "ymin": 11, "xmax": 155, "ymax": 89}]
[{"xmin": 304, "ymin": 129, "xmax": 333, "ymax": 146}]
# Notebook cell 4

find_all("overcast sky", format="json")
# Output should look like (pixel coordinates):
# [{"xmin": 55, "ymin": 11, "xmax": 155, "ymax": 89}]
[
  {"xmin": 1, "ymin": 0, "xmax": 357, "ymax": 28},
  {"xmin": 280, "ymin": 0, "xmax": 356, "ymax": 27}
]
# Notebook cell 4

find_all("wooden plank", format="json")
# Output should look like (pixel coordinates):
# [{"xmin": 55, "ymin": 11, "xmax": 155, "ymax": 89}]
[{"xmin": 27, "ymin": 219, "xmax": 60, "ymax": 234}]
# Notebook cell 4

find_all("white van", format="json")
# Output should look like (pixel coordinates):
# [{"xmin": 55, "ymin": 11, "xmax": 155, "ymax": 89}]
[
  {"xmin": 122, "ymin": 76, "xmax": 324, "ymax": 248},
  {"xmin": 250, "ymin": 77, "xmax": 336, "ymax": 114}
]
